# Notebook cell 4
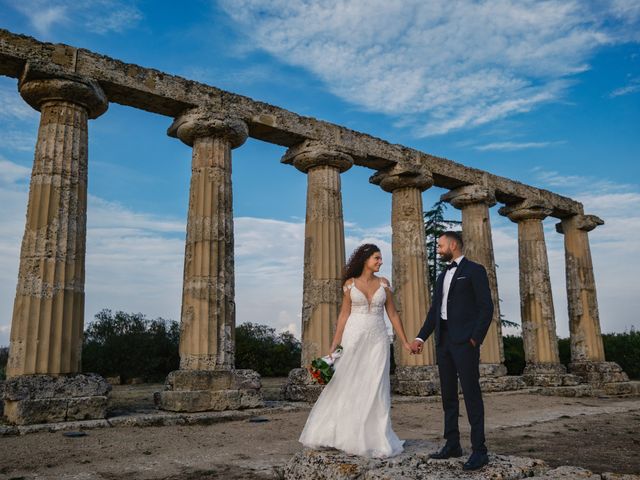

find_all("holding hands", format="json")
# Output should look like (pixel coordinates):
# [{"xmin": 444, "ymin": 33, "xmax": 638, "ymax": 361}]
[{"xmin": 410, "ymin": 339, "xmax": 424, "ymax": 354}]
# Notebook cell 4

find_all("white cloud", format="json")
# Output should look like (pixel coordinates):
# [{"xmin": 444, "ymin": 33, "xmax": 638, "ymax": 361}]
[
  {"xmin": 0, "ymin": 86, "xmax": 38, "ymax": 121},
  {"xmin": 609, "ymin": 76, "xmax": 640, "ymax": 97},
  {"xmin": 474, "ymin": 140, "xmax": 565, "ymax": 151},
  {"xmin": 7, "ymin": 0, "xmax": 142, "ymax": 36},
  {"xmin": 220, "ymin": 0, "xmax": 640, "ymax": 136}
]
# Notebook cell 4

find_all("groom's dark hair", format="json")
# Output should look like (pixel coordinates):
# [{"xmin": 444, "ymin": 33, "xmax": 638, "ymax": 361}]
[{"xmin": 442, "ymin": 231, "xmax": 464, "ymax": 249}]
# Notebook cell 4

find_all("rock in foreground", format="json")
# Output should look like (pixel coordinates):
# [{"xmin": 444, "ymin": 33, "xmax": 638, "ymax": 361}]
[{"xmin": 284, "ymin": 440, "xmax": 639, "ymax": 479}]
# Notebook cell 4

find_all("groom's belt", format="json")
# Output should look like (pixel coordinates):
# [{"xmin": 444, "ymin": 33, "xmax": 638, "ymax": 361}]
[{"xmin": 439, "ymin": 317, "xmax": 448, "ymax": 330}]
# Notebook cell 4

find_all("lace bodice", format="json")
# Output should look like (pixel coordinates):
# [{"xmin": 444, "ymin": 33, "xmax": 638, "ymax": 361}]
[{"xmin": 344, "ymin": 279, "xmax": 391, "ymax": 315}]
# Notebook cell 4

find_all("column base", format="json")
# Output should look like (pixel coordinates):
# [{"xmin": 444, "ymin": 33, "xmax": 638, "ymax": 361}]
[
  {"xmin": 393, "ymin": 365, "xmax": 440, "ymax": 396},
  {"xmin": 157, "ymin": 369, "xmax": 264, "ymax": 412},
  {"xmin": 479, "ymin": 363, "xmax": 508, "ymax": 377},
  {"xmin": 522, "ymin": 363, "xmax": 581, "ymax": 387},
  {"xmin": 569, "ymin": 361, "xmax": 629, "ymax": 385},
  {"xmin": 282, "ymin": 368, "xmax": 325, "ymax": 402},
  {"xmin": 2, "ymin": 373, "xmax": 111, "ymax": 425}
]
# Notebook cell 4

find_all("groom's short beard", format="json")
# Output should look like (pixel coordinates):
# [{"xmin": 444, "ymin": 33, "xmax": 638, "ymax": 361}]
[{"xmin": 440, "ymin": 252, "xmax": 453, "ymax": 262}]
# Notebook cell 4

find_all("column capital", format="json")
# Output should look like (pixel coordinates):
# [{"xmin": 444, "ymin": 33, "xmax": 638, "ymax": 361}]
[
  {"xmin": 281, "ymin": 139, "xmax": 353, "ymax": 173},
  {"xmin": 499, "ymin": 198, "xmax": 553, "ymax": 223},
  {"xmin": 441, "ymin": 184, "xmax": 496, "ymax": 209},
  {"xmin": 168, "ymin": 107, "xmax": 248, "ymax": 148},
  {"xmin": 369, "ymin": 163, "xmax": 433, "ymax": 193},
  {"xmin": 555, "ymin": 214, "xmax": 604, "ymax": 234},
  {"xmin": 19, "ymin": 75, "xmax": 108, "ymax": 119}
]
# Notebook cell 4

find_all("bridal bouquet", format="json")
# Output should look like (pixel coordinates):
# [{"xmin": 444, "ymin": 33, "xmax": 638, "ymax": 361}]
[{"xmin": 308, "ymin": 345, "xmax": 343, "ymax": 385}]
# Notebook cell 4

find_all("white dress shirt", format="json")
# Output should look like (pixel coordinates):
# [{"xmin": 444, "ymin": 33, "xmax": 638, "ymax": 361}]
[
  {"xmin": 416, "ymin": 255, "xmax": 464, "ymax": 343},
  {"xmin": 441, "ymin": 255, "xmax": 465, "ymax": 320}
]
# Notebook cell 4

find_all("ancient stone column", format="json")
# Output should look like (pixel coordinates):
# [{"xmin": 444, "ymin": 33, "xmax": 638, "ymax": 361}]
[
  {"xmin": 442, "ymin": 185, "xmax": 507, "ymax": 378},
  {"xmin": 281, "ymin": 140, "xmax": 353, "ymax": 401},
  {"xmin": 556, "ymin": 215, "xmax": 628, "ymax": 385},
  {"xmin": 3, "ymin": 72, "xmax": 111, "ymax": 425},
  {"xmin": 158, "ymin": 108, "xmax": 263, "ymax": 412},
  {"xmin": 370, "ymin": 164, "xmax": 440, "ymax": 396},
  {"xmin": 499, "ymin": 199, "xmax": 575, "ymax": 387}
]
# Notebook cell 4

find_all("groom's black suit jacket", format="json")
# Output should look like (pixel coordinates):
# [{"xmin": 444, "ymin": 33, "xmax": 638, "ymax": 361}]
[{"xmin": 417, "ymin": 257, "xmax": 494, "ymax": 347}]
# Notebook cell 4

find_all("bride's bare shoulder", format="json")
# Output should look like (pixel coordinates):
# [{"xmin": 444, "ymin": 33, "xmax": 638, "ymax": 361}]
[{"xmin": 378, "ymin": 276, "xmax": 392, "ymax": 289}]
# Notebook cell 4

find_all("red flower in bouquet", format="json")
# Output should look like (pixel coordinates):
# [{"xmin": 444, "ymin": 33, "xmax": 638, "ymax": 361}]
[{"xmin": 307, "ymin": 345, "xmax": 343, "ymax": 385}]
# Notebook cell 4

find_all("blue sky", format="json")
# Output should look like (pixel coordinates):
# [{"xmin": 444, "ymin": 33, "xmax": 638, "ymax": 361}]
[{"xmin": 1, "ymin": 0, "xmax": 639, "ymax": 346}]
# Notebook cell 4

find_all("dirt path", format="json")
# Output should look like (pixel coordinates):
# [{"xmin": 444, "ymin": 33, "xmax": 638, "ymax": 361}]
[{"xmin": 0, "ymin": 391, "xmax": 638, "ymax": 479}]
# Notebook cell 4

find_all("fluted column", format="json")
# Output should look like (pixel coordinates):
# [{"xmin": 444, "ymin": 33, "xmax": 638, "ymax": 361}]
[
  {"xmin": 557, "ymin": 215, "xmax": 628, "ymax": 385},
  {"xmin": 442, "ymin": 185, "xmax": 506, "ymax": 377},
  {"xmin": 159, "ymin": 108, "xmax": 263, "ymax": 412},
  {"xmin": 282, "ymin": 140, "xmax": 353, "ymax": 367},
  {"xmin": 3, "ymin": 71, "xmax": 111, "ymax": 425},
  {"xmin": 170, "ymin": 109, "xmax": 247, "ymax": 371},
  {"xmin": 370, "ymin": 165, "xmax": 435, "ymax": 366},
  {"xmin": 8, "ymin": 76, "xmax": 107, "ymax": 377},
  {"xmin": 499, "ymin": 199, "xmax": 568, "ymax": 384}
]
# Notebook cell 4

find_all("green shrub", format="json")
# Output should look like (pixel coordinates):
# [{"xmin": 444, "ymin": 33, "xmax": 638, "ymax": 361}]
[
  {"xmin": 603, "ymin": 328, "xmax": 640, "ymax": 379},
  {"xmin": 235, "ymin": 322, "xmax": 301, "ymax": 377},
  {"xmin": 502, "ymin": 335, "xmax": 526, "ymax": 375},
  {"xmin": 82, "ymin": 309, "xmax": 180, "ymax": 382},
  {"xmin": 502, "ymin": 330, "xmax": 640, "ymax": 379}
]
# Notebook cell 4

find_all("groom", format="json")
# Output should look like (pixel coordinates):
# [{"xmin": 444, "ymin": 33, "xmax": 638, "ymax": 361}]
[{"xmin": 411, "ymin": 231, "xmax": 493, "ymax": 471}]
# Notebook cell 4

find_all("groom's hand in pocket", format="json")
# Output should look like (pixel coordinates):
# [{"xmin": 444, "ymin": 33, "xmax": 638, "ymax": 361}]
[{"xmin": 469, "ymin": 338, "xmax": 477, "ymax": 347}]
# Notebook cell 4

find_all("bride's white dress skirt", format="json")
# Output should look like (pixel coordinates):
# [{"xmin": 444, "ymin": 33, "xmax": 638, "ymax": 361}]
[{"xmin": 299, "ymin": 282, "xmax": 405, "ymax": 458}]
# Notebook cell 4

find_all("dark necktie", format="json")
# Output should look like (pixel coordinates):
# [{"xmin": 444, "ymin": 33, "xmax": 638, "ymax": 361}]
[{"xmin": 446, "ymin": 261, "xmax": 458, "ymax": 270}]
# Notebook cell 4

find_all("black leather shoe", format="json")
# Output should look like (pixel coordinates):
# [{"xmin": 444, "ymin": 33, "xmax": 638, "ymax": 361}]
[
  {"xmin": 429, "ymin": 444, "xmax": 463, "ymax": 459},
  {"xmin": 463, "ymin": 452, "xmax": 489, "ymax": 470}
]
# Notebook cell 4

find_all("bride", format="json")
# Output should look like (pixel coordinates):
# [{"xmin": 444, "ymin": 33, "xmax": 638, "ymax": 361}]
[{"xmin": 299, "ymin": 243, "xmax": 413, "ymax": 458}]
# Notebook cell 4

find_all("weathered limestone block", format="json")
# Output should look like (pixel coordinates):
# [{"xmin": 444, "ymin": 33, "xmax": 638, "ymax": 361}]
[
  {"xmin": 370, "ymin": 164, "xmax": 436, "ymax": 369},
  {"xmin": 284, "ymin": 440, "xmax": 549, "ymax": 479},
  {"xmin": 282, "ymin": 140, "xmax": 353, "ymax": 367},
  {"xmin": 537, "ymin": 385, "xmax": 595, "ymax": 397},
  {"xmin": 500, "ymin": 199, "xmax": 566, "ymax": 377},
  {"xmin": 569, "ymin": 361, "xmax": 629, "ymax": 386},
  {"xmin": 480, "ymin": 375, "xmax": 527, "ymax": 393},
  {"xmin": 393, "ymin": 365, "xmax": 440, "ymax": 396},
  {"xmin": 281, "ymin": 367, "xmax": 324, "ymax": 403},
  {"xmin": 158, "ymin": 369, "xmax": 263, "ymax": 412},
  {"xmin": 169, "ymin": 108, "xmax": 248, "ymax": 371},
  {"xmin": 7, "ymin": 72, "xmax": 107, "ymax": 378},
  {"xmin": 443, "ymin": 185, "xmax": 505, "ymax": 372},
  {"xmin": 479, "ymin": 363, "xmax": 508, "ymax": 377},
  {"xmin": 2, "ymin": 373, "xmax": 111, "ymax": 425}
]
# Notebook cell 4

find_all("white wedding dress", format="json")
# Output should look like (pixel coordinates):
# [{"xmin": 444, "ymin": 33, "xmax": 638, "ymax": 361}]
[{"xmin": 299, "ymin": 279, "xmax": 404, "ymax": 458}]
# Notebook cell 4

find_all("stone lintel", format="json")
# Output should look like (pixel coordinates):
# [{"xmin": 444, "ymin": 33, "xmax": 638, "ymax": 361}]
[
  {"xmin": 281, "ymin": 139, "xmax": 353, "ymax": 173},
  {"xmin": 167, "ymin": 107, "xmax": 248, "ymax": 148},
  {"xmin": 19, "ymin": 64, "xmax": 108, "ymax": 118},
  {"xmin": 499, "ymin": 198, "xmax": 553, "ymax": 223},
  {"xmin": 555, "ymin": 214, "xmax": 605, "ymax": 234},
  {"xmin": 369, "ymin": 163, "xmax": 433, "ymax": 192},
  {"xmin": 441, "ymin": 184, "xmax": 496, "ymax": 209},
  {"xmin": 0, "ymin": 29, "xmax": 585, "ymax": 217}
]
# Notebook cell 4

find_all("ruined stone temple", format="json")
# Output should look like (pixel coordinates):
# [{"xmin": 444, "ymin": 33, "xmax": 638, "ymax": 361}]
[{"xmin": 0, "ymin": 29, "xmax": 631, "ymax": 425}]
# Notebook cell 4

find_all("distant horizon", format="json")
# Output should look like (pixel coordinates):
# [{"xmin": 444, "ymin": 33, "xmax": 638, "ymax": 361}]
[{"xmin": 1, "ymin": 1, "xmax": 638, "ymax": 347}]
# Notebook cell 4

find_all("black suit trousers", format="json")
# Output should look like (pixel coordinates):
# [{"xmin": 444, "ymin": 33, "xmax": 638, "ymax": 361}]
[{"xmin": 436, "ymin": 323, "xmax": 486, "ymax": 454}]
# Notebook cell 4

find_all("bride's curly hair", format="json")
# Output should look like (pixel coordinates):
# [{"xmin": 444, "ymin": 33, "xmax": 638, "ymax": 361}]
[{"xmin": 342, "ymin": 244, "xmax": 380, "ymax": 285}]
